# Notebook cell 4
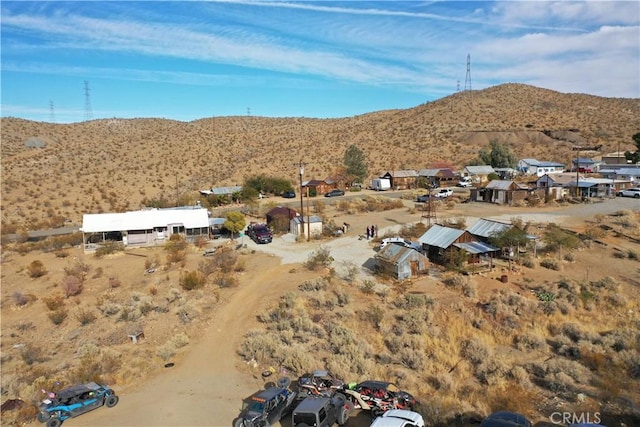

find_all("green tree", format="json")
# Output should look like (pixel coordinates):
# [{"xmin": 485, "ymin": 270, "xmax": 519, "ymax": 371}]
[
  {"xmin": 478, "ymin": 140, "xmax": 517, "ymax": 168},
  {"xmin": 543, "ymin": 223, "xmax": 580, "ymax": 259},
  {"xmin": 488, "ymin": 226, "xmax": 530, "ymax": 258},
  {"xmin": 624, "ymin": 132, "xmax": 640, "ymax": 164},
  {"xmin": 343, "ymin": 144, "xmax": 368, "ymax": 185},
  {"xmin": 224, "ymin": 211, "xmax": 246, "ymax": 240}
]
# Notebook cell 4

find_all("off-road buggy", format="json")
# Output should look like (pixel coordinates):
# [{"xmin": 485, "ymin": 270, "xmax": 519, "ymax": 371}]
[
  {"xmin": 36, "ymin": 382, "xmax": 119, "ymax": 427},
  {"xmin": 297, "ymin": 370, "xmax": 345, "ymax": 397},
  {"xmin": 234, "ymin": 377, "xmax": 296, "ymax": 427},
  {"xmin": 341, "ymin": 380, "xmax": 416, "ymax": 418}
]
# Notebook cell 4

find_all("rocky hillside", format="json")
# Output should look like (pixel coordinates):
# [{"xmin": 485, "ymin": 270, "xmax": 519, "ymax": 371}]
[{"xmin": 1, "ymin": 83, "xmax": 639, "ymax": 230}]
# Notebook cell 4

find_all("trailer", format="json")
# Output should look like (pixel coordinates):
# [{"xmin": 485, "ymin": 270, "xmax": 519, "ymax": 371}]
[{"xmin": 371, "ymin": 178, "xmax": 391, "ymax": 191}]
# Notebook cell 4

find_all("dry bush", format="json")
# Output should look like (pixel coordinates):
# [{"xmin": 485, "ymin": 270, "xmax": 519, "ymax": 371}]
[
  {"xmin": 42, "ymin": 294, "xmax": 65, "ymax": 311},
  {"xmin": 64, "ymin": 260, "xmax": 91, "ymax": 283},
  {"xmin": 61, "ymin": 274, "xmax": 83, "ymax": 297},
  {"xmin": 214, "ymin": 272, "xmax": 238, "ymax": 288},
  {"xmin": 26, "ymin": 260, "xmax": 47, "ymax": 278},
  {"xmin": 298, "ymin": 277, "xmax": 329, "ymax": 292},
  {"xmin": 47, "ymin": 309, "xmax": 68, "ymax": 325},
  {"xmin": 304, "ymin": 246, "xmax": 333, "ymax": 271},
  {"xmin": 20, "ymin": 344, "xmax": 46, "ymax": 365},
  {"xmin": 460, "ymin": 338, "xmax": 492, "ymax": 366},
  {"xmin": 238, "ymin": 330, "xmax": 280, "ymax": 362},
  {"xmin": 12, "ymin": 291, "xmax": 36, "ymax": 307},
  {"xmin": 94, "ymin": 241, "xmax": 125, "ymax": 258},
  {"xmin": 540, "ymin": 258, "xmax": 561, "ymax": 270},
  {"xmin": 75, "ymin": 308, "xmax": 97, "ymax": 326},
  {"xmin": 487, "ymin": 383, "xmax": 541, "ymax": 418},
  {"xmin": 179, "ymin": 270, "xmax": 205, "ymax": 290},
  {"xmin": 165, "ymin": 234, "xmax": 188, "ymax": 264}
]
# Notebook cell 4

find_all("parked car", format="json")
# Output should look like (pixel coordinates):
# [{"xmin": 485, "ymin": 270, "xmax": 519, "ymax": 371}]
[
  {"xmin": 297, "ymin": 370, "xmax": 345, "ymax": 397},
  {"xmin": 616, "ymin": 187, "xmax": 640, "ymax": 198},
  {"xmin": 325, "ymin": 189, "xmax": 345, "ymax": 197},
  {"xmin": 246, "ymin": 223, "xmax": 273, "ymax": 244},
  {"xmin": 341, "ymin": 380, "xmax": 415, "ymax": 418},
  {"xmin": 291, "ymin": 395, "xmax": 352, "ymax": 427},
  {"xmin": 37, "ymin": 382, "xmax": 119, "ymax": 427},
  {"xmin": 480, "ymin": 411, "xmax": 532, "ymax": 427},
  {"xmin": 416, "ymin": 194, "xmax": 431, "ymax": 202},
  {"xmin": 234, "ymin": 378, "xmax": 297, "ymax": 427},
  {"xmin": 283, "ymin": 190, "xmax": 296, "ymax": 198},
  {"xmin": 370, "ymin": 409, "xmax": 425, "ymax": 427},
  {"xmin": 457, "ymin": 177, "xmax": 473, "ymax": 187},
  {"xmin": 379, "ymin": 237, "xmax": 421, "ymax": 252},
  {"xmin": 434, "ymin": 188, "xmax": 453, "ymax": 198}
]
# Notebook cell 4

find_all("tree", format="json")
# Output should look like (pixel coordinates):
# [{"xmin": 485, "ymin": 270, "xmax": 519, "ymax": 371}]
[
  {"xmin": 624, "ymin": 132, "xmax": 640, "ymax": 164},
  {"xmin": 343, "ymin": 144, "xmax": 368, "ymax": 185},
  {"xmin": 488, "ymin": 226, "xmax": 530, "ymax": 258},
  {"xmin": 543, "ymin": 223, "xmax": 580, "ymax": 259},
  {"xmin": 223, "ymin": 211, "xmax": 246, "ymax": 240},
  {"xmin": 478, "ymin": 140, "xmax": 517, "ymax": 168}
]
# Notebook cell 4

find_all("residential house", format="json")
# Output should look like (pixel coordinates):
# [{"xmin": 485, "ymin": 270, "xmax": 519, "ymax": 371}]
[
  {"xmin": 494, "ymin": 168, "xmax": 518, "ymax": 180},
  {"xmin": 418, "ymin": 224, "xmax": 497, "ymax": 266},
  {"xmin": 536, "ymin": 173, "xmax": 584, "ymax": 199},
  {"xmin": 599, "ymin": 168, "xmax": 640, "ymax": 186},
  {"xmin": 517, "ymin": 158, "xmax": 565, "ymax": 176},
  {"xmin": 601, "ymin": 152, "xmax": 630, "ymax": 165},
  {"xmin": 380, "ymin": 170, "xmax": 419, "ymax": 190},
  {"xmin": 461, "ymin": 165, "xmax": 496, "ymax": 184},
  {"xmin": 417, "ymin": 168, "xmax": 457, "ymax": 187},
  {"xmin": 302, "ymin": 179, "xmax": 336, "ymax": 197},
  {"xmin": 291, "ymin": 215, "xmax": 323, "ymax": 238},
  {"xmin": 266, "ymin": 206, "xmax": 298, "ymax": 233},
  {"xmin": 571, "ymin": 157, "xmax": 602, "ymax": 173},
  {"xmin": 82, "ymin": 207, "xmax": 210, "ymax": 251},
  {"xmin": 199, "ymin": 185, "xmax": 243, "ymax": 196},
  {"xmin": 471, "ymin": 180, "xmax": 531, "ymax": 205},
  {"xmin": 567, "ymin": 178, "xmax": 615, "ymax": 198},
  {"xmin": 374, "ymin": 244, "xmax": 429, "ymax": 280},
  {"xmin": 467, "ymin": 218, "xmax": 536, "ymax": 258}
]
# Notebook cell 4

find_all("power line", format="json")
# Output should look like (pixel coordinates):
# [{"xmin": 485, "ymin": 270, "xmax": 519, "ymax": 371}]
[
  {"xmin": 464, "ymin": 53, "xmax": 472, "ymax": 108},
  {"xmin": 84, "ymin": 81, "xmax": 93, "ymax": 121},
  {"xmin": 49, "ymin": 100, "xmax": 56, "ymax": 123}
]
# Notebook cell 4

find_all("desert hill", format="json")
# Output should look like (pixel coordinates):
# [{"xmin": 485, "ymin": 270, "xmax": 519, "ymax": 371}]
[{"xmin": 1, "ymin": 83, "xmax": 639, "ymax": 230}]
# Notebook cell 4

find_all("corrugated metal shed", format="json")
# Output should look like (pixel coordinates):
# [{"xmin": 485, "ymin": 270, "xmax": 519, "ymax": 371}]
[
  {"xmin": 82, "ymin": 208, "xmax": 209, "ymax": 233},
  {"xmin": 454, "ymin": 241, "xmax": 499, "ymax": 254},
  {"xmin": 210, "ymin": 186, "xmax": 242, "ymax": 195},
  {"xmin": 467, "ymin": 218, "xmax": 512, "ymax": 239},
  {"xmin": 382, "ymin": 170, "xmax": 419, "ymax": 178},
  {"xmin": 486, "ymin": 180, "xmax": 529, "ymax": 190},
  {"xmin": 291, "ymin": 215, "xmax": 322, "ymax": 225},
  {"xmin": 464, "ymin": 165, "xmax": 495, "ymax": 175},
  {"xmin": 418, "ymin": 224, "xmax": 464, "ymax": 249}
]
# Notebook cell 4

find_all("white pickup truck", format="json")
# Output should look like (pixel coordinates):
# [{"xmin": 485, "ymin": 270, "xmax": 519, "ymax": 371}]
[{"xmin": 434, "ymin": 188, "xmax": 453, "ymax": 198}]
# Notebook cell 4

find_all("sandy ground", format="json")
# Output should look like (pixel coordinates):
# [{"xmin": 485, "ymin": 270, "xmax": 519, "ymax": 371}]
[{"xmin": 27, "ymin": 197, "xmax": 640, "ymax": 427}]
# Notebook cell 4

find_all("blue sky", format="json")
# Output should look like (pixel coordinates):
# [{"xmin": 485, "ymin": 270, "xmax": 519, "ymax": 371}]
[{"xmin": 1, "ymin": 1, "xmax": 639, "ymax": 123}]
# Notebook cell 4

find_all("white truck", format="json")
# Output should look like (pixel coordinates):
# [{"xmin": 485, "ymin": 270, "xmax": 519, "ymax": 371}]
[{"xmin": 371, "ymin": 178, "xmax": 391, "ymax": 191}]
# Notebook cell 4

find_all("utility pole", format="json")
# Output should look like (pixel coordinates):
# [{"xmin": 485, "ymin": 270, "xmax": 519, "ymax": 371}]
[{"xmin": 297, "ymin": 160, "xmax": 306, "ymax": 239}]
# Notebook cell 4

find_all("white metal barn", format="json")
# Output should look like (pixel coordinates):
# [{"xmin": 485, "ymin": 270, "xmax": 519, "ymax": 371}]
[{"xmin": 81, "ymin": 207, "xmax": 210, "ymax": 251}]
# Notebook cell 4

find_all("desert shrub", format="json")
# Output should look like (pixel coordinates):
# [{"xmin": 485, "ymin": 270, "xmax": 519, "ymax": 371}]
[
  {"xmin": 214, "ymin": 272, "xmax": 238, "ymax": 288},
  {"xmin": 540, "ymin": 258, "xmax": 561, "ymax": 270},
  {"xmin": 522, "ymin": 257, "xmax": 536, "ymax": 268},
  {"xmin": 304, "ymin": 246, "xmax": 333, "ymax": 271},
  {"xmin": 75, "ymin": 308, "xmax": 97, "ymax": 326},
  {"xmin": 20, "ymin": 344, "xmax": 46, "ymax": 365},
  {"xmin": 94, "ymin": 241, "xmax": 125, "ymax": 258},
  {"xmin": 27, "ymin": 260, "xmax": 47, "ymax": 278},
  {"xmin": 362, "ymin": 306, "xmax": 384, "ymax": 330},
  {"xmin": 42, "ymin": 294, "xmax": 65, "ymax": 311},
  {"xmin": 460, "ymin": 338, "xmax": 492, "ymax": 365},
  {"xmin": 606, "ymin": 293, "xmax": 628, "ymax": 308},
  {"xmin": 592, "ymin": 276, "xmax": 618, "ymax": 291},
  {"xmin": 397, "ymin": 310, "xmax": 427, "ymax": 335},
  {"xmin": 99, "ymin": 302, "xmax": 121, "ymax": 316},
  {"xmin": 627, "ymin": 249, "xmax": 639, "ymax": 260},
  {"xmin": 613, "ymin": 250, "xmax": 626, "ymax": 259},
  {"xmin": 398, "ymin": 348, "xmax": 425, "ymax": 370},
  {"xmin": 394, "ymin": 293, "xmax": 436, "ymax": 310},
  {"xmin": 563, "ymin": 252, "xmax": 576, "ymax": 262},
  {"xmin": 108, "ymin": 276, "xmax": 121, "ymax": 289},
  {"xmin": 334, "ymin": 290, "xmax": 350, "ymax": 306},
  {"xmin": 47, "ymin": 309, "xmax": 68, "ymax": 325},
  {"xmin": 340, "ymin": 260, "xmax": 359, "ymax": 282},
  {"xmin": 179, "ymin": 270, "xmax": 205, "ymax": 290},
  {"xmin": 12, "ymin": 291, "xmax": 31, "ymax": 306},
  {"xmin": 61, "ymin": 275, "xmax": 83, "ymax": 297},
  {"xmin": 176, "ymin": 302, "xmax": 200, "ymax": 324},
  {"xmin": 238, "ymin": 330, "xmax": 280, "ymax": 362},
  {"xmin": 513, "ymin": 333, "xmax": 547, "ymax": 351},
  {"xmin": 298, "ymin": 277, "xmax": 329, "ymax": 292},
  {"xmin": 360, "ymin": 280, "xmax": 376, "ymax": 295},
  {"xmin": 165, "ymin": 234, "xmax": 188, "ymax": 264},
  {"xmin": 64, "ymin": 260, "xmax": 91, "ymax": 283},
  {"xmin": 487, "ymin": 383, "xmax": 540, "ymax": 417}
]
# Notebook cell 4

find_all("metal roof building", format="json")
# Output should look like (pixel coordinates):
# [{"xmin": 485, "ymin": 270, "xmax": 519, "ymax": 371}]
[{"xmin": 467, "ymin": 218, "xmax": 512, "ymax": 239}]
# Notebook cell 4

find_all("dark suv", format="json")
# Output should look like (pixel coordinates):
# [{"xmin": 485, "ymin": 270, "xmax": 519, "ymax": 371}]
[
  {"xmin": 246, "ymin": 224, "xmax": 273, "ymax": 244},
  {"xmin": 292, "ymin": 396, "xmax": 351, "ymax": 427}
]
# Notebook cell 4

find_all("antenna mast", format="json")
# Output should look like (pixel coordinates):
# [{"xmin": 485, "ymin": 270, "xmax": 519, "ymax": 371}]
[
  {"xmin": 49, "ymin": 100, "xmax": 56, "ymax": 123},
  {"xmin": 464, "ymin": 54, "xmax": 472, "ymax": 107},
  {"xmin": 84, "ymin": 81, "xmax": 93, "ymax": 121}
]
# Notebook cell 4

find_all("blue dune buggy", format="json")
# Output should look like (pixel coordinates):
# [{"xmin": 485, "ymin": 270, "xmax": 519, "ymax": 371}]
[{"xmin": 37, "ymin": 382, "xmax": 119, "ymax": 427}]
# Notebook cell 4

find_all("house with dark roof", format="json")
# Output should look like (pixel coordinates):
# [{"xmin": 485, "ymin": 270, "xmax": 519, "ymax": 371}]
[
  {"xmin": 417, "ymin": 168, "xmax": 457, "ymax": 187},
  {"xmin": 374, "ymin": 244, "xmax": 429, "ymax": 280},
  {"xmin": 470, "ymin": 180, "xmax": 531, "ymax": 205},
  {"xmin": 302, "ymin": 179, "xmax": 337, "ymax": 197},
  {"xmin": 517, "ymin": 158, "xmax": 565, "ymax": 176},
  {"xmin": 380, "ymin": 170, "xmax": 419, "ymax": 190},
  {"xmin": 266, "ymin": 206, "xmax": 298, "ymax": 233},
  {"xmin": 536, "ymin": 173, "xmax": 584, "ymax": 199}
]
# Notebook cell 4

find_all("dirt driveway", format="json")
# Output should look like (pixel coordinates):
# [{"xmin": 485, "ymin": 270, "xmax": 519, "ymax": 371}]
[{"xmin": 66, "ymin": 197, "xmax": 638, "ymax": 427}]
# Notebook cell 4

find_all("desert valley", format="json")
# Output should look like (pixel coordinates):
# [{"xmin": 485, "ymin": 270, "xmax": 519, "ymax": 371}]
[{"xmin": 1, "ymin": 84, "xmax": 639, "ymax": 427}]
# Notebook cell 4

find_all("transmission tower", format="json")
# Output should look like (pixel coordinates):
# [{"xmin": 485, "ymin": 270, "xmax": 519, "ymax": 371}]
[
  {"xmin": 49, "ymin": 100, "xmax": 56, "ymax": 123},
  {"xmin": 84, "ymin": 81, "xmax": 93, "ymax": 121},
  {"xmin": 464, "ymin": 53, "xmax": 472, "ymax": 107}
]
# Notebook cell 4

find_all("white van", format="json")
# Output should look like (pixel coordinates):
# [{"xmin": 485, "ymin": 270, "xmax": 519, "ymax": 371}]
[{"xmin": 457, "ymin": 176, "xmax": 473, "ymax": 187}]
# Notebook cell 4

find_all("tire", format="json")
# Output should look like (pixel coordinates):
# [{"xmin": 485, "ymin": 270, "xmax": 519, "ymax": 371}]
[
  {"xmin": 46, "ymin": 418, "xmax": 62, "ymax": 427},
  {"xmin": 337, "ymin": 406, "xmax": 349, "ymax": 426},
  {"xmin": 37, "ymin": 412, "xmax": 51, "ymax": 423},
  {"xmin": 105, "ymin": 395, "xmax": 119, "ymax": 408},
  {"xmin": 276, "ymin": 377, "xmax": 291, "ymax": 389},
  {"xmin": 233, "ymin": 418, "xmax": 246, "ymax": 427},
  {"xmin": 635, "ymin": 194, "xmax": 640, "ymax": 198},
  {"xmin": 334, "ymin": 393, "xmax": 346, "ymax": 404}
]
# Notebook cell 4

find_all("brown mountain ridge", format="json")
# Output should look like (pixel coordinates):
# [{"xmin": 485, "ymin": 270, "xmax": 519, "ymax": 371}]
[{"xmin": 1, "ymin": 83, "xmax": 639, "ymax": 230}]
